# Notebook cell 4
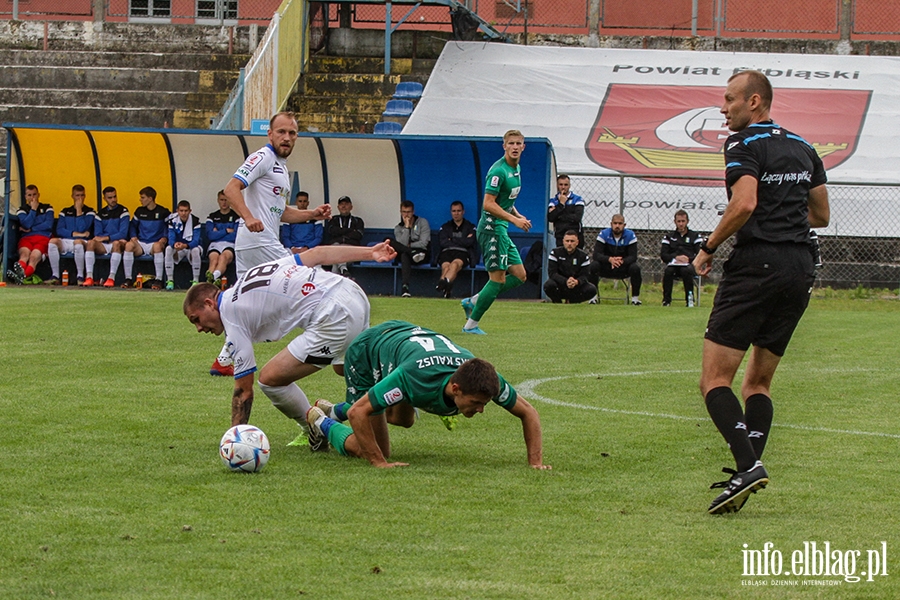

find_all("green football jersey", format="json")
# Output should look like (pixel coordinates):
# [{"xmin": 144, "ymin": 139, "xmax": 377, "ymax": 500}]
[
  {"xmin": 478, "ymin": 157, "xmax": 522, "ymax": 234},
  {"xmin": 344, "ymin": 320, "xmax": 517, "ymax": 416}
]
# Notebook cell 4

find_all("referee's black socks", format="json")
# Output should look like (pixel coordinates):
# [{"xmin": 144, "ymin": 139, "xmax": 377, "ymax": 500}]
[
  {"xmin": 705, "ymin": 386, "xmax": 758, "ymax": 472},
  {"xmin": 744, "ymin": 393, "xmax": 773, "ymax": 460}
]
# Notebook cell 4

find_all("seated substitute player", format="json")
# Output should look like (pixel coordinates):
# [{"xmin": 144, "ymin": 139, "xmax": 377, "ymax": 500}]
[
  {"xmin": 48, "ymin": 184, "xmax": 95, "ymax": 285},
  {"xmin": 164, "ymin": 200, "xmax": 203, "ymax": 290},
  {"xmin": 205, "ymin": 189, "xmax": 238, "ymax": 288},
  {"xmin": 122, "ymin": 186, "xmax": 170, "ymax": 289},
  {"xmin": 435, "ymin": 200, "xmax": 477, "ymax": 298},
  {"xmin": 589, "ymin": 214, "xmax": 643, "ymax": 305},
  {"xmin": 660, "ymin": 210, "xmax": 702, "ymax": 307},
  {"xmin": 543, "ymin": 230, "xmax": 597, "ymax": 304},
  {"xmin": 183, "ymin": 241, "xmax": 397, "ymax": 451},
  {"xmin": 306, "ymin": 320, "xmax": 551, "ymax": 470},
  {"xmin": 280, "ymin": 191, "xmax": 324, "ymax": 254},
  {"xmin": 6, "ymin": 184, "xmax": 54, "ymax": 285},
  {"xmin": 85, "ymin": 186, "xmax": 130, "ymax": 287},
  {"xmin": 390, "ymin": 200, "xmax": 431, "ymax": 297},
  {"xmin": 325, "ymin": 195, "xmax": 365, "ymax": 276}
]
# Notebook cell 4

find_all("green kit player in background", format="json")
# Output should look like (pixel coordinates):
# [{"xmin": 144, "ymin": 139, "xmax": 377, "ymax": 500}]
[
  {"xmin": 461, "ymin": 129, "xmax": 532, "ymax": 335},
  {"xmin": 307, "ymin": 320, "xmax": 550, "ymax": 470}
]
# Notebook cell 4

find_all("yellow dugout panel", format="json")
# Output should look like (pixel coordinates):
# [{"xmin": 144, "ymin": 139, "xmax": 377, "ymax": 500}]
[
  {"xmin": 13, "ymin": 129, "xmax": 98, "ymax": 212},
  {"xmin": 90, "ymin": 131, "xmax": 174, "ymax": 212}
]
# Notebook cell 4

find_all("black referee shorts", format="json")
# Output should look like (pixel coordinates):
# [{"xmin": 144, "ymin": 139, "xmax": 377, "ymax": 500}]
[{"xmin": 705, "ymin": 242, "xmax": 815, "ymax": 357}]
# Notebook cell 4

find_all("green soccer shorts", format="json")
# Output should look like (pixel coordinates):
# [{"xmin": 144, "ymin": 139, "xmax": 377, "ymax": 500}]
[{"xmin": 477, "ymin": 228, "xmax": 522, "ymax": 272}]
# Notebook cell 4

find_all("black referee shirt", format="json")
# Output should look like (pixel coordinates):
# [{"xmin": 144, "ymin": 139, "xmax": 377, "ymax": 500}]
[{"xmin": 724, "ymin": 120, "xmax": 827, "ymax": 246}]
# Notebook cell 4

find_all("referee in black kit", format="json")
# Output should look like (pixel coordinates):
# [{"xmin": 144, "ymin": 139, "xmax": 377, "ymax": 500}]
[{"xmin": 692, "ymin": 70, "xmax": 830, "ymax": 515}]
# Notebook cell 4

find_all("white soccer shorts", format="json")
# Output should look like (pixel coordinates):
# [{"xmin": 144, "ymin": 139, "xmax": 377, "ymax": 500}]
[
  {"xmin": 236, "ymin": 244, "xmax": 291, "ymax": 277},
  {"xmin": 286, "ymin": 280, "xmax": 370, "ymax": 368},
  {"xmin": 207, "ymin": 241, "xmax": 235, "ymax": 255}
]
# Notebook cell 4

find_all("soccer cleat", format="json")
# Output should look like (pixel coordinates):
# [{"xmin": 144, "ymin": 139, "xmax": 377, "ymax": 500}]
[
  {"xmin": 588, "ymin": 295, "xmax": 598, "ymax": 305},
  {"xmin": 82, "ymin": 277, "xmax": 95, "ymax": 287},
  {"xmin": 121, "ymin": 279, "xmax": 133, "ymax": 289},
  {"xmin": 165, "ymin": 280, "xmax": 175, "ymax": 291},
  {"xmin": 412, "ymin": 252, "xmax": 426, "ymax": 263},
  {"xmin": 314, "ymin": 399, "xmax": 335, "ymax": 420},
  {"xmin": 440, "ymin": 414, "xmax": 458, "ymax": 431},
  {"xmin": 286, "ymin": 430, "xmax": 309, "ymax": 447},
  {"xmin": 6, "ymin": 266, "xmax": 24, "ymax": 285},
  {"xmin": 206, "ymin": 270, "xmax": 215, "ymax": 284},
  {"xmin": 631, "ymin": 299, "xmax": 642, "ymax": 306},
  {"xmin": 461, "ymin": 297, "xmax": 475, "ymax": 319},
  {"xmin": 209, "ymin": 358, "xmax": 234, "ymax": 377},
  {"xmin": 662, "ymin": 301, "xmax": 671, "ymax": 307},
  {"xmin": 401, "ymin": 285, "xmax": 411, "ymax": 298},
  {"xmin": 708, "ymin": 461, "xmax": 769, "ymax": 515},
  {"xmin": 10, "ymin": 261, "xmax": 26, "ymax": 282},
  {"xmin": 47, "ymin": 276, "xmax": 61, "ymax": 285},
  {"xmin": 305, "ymin": 406, "xmax": 330, "ymax": 452},
  {"xmin": 190, "ymin": 280, "xmax": 199, "ymax": 286},
  {"xmin": 462, "ymin": 326, "xmax": 487, "ymax": 335},
  {"xmin": 102, "ymin": 278, "xmax": 115, "ymax": 287},
  {"xmin": 150, "ymin": 279, "xmax": 163, "ymax": 291},
  {"xmin": 76, "ymin": 277, "xmax": 85, "ymax": 286}
]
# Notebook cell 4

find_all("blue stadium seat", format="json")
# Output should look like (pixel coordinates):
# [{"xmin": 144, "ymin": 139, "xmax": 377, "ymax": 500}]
[
  {"xmin": 382, "ymin": 99, "xmax": 414, "ymax": 118},
  {"xmin": 393, "ymin": 81, "xmax": 423, "ymax": 100},
  {"xmin": 374, "ymin": 121, "xmax": 403, "ymax": 135}
]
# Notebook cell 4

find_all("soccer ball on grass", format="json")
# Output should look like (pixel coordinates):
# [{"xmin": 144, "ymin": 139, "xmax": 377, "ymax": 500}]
[{"xmin": 219, "ymin": 424, "xmax": 270, "ymax": 472}]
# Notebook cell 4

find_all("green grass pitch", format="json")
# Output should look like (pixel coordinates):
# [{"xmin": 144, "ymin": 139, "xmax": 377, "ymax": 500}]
[{"xmin": 0, "ymin": 285, "xmax": 897, "ymax": 599}]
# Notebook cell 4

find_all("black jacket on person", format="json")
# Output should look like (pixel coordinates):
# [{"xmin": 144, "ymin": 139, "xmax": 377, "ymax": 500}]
[
  {"xmin": 547, "ymin": 245, "xmax": 592, "ymax": 287},
  {"xmin": 660, "ymin": 228, "xmax": 702, "ymax": 264},
  {"xmin": 326, "ymin": 214, "xmax": 365, "ymax": 245},
  {"xmin": 547, "ymin": 194, "xmax": 585, "ymax": 240},
  {"xmin": 437, "ymin": 218, "xmax": 478, "ymax": 267}
]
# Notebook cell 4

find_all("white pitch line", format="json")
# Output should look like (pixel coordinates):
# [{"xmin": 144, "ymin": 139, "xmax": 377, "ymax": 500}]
[{"xmin": 517, "ymin": 371, "xmax": 900, "ymax": 440}]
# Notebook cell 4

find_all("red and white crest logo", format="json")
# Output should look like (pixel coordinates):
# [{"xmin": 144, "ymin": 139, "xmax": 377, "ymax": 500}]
[
  {"xmin": 301, "ymin": 282, "xmax": 316, "ymax": 296},
  {"xmin": 382, "ymin": 387, "xmax": 404, "ymax": 406},
  {"xmin": 586, "ymin": 84, "xmax": 870, "ymax": 180}
]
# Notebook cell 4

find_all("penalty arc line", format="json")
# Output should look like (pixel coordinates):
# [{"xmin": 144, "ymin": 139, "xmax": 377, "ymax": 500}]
[{"xmin": 516, "ymin": 370, "xmax": 900, "ymax": 440}]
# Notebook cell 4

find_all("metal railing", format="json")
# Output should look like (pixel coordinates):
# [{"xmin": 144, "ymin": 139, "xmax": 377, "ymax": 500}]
[{"xmin": 565, "ymin": 172, "xmax": 900, "ymax": 289}]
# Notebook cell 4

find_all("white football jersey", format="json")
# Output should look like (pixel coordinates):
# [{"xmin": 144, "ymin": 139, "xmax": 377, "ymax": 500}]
[
  {"xmin": 232, "ymin": 144, "xmax": 292, "ymax": 250},
  {"xmin": 218, "ymin": 255, "xmax": 359, "ymax": 378}
]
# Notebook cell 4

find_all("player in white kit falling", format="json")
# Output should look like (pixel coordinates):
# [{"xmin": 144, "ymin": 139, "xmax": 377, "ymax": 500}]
[
  {"xmin": 184, "ymin": 241, "xmax": 397, "ymax": 451},
  {"xmin": 211, "ymin": 111, "xmax": 331, "ymax": 377}
]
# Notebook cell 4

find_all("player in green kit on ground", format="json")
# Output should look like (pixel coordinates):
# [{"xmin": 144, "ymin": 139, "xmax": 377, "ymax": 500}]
[
  {"xmin": 306, "ymin": 320, "xmax": 550, "ymax": 470},
  {"xmin": 461, "ymin": 130, "xmax": 532, "ymax": 335}
]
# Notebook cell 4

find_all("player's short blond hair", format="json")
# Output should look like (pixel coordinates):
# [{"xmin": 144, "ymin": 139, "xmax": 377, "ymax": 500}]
[{"xmin": 503, "ymin": 129, "xmax": 524, "ymax": 142}]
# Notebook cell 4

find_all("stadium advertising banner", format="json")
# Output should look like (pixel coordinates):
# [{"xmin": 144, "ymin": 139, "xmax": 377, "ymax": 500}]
[{"xmin": 404, "ymin": 43, "xmax": 894, "ymax": 234}]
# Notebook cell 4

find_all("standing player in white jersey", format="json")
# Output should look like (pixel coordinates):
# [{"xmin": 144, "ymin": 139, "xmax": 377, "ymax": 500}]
[
  {"xmin": 225, "ymin": 111, "xmax": 331, "ymax": 275},
  {"xmin": 211, "ymin": 111, "xmax": 332, "ymax": 377},
  {"xmin": 184, "ymin": 241, "xmax": 397, "ymax": 451}
]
